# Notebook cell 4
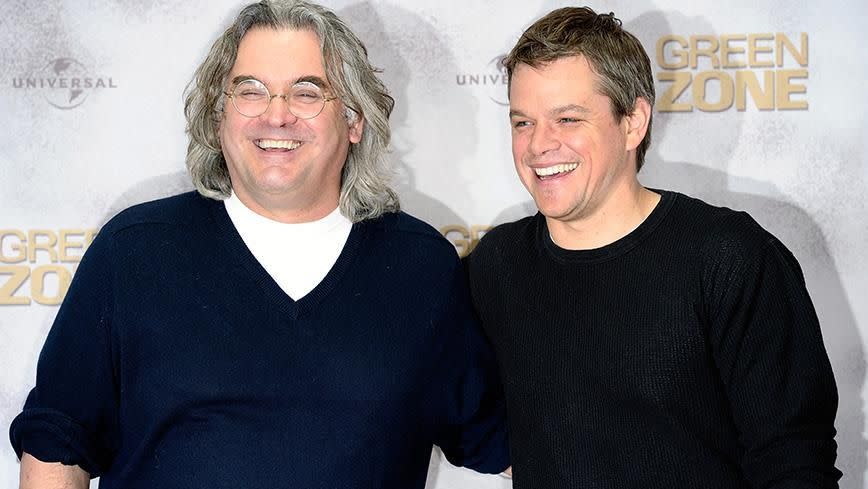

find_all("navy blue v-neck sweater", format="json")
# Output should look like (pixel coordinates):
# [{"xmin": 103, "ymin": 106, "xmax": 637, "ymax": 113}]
[{"xmin": 11, "ymin": 192, "xmax": 509, "ymax": 488}]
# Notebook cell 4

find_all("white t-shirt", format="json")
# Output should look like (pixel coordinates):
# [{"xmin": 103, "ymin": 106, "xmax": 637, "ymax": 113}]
[{"xmin": 224, "ymin": 193, "xmax": 352, "ymax": 300}]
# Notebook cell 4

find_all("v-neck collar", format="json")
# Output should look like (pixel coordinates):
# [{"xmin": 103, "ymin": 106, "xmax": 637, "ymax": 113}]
[{"xmin": 209, "ymin": 198, "xmax": 367, "ymax": 320}]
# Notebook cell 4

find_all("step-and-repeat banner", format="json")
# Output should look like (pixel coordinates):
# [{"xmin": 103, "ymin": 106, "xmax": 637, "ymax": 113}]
[{"xmin": 2, "ymin": 1, "xmax": 866, "ymax": 487}]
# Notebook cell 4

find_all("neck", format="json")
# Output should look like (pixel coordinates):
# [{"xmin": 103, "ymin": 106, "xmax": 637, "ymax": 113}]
[
  {"xmin": 547, "ymin": 180, "xmax": 660, "ymax": 250},
  {"xmin": 232, "ymin": 189, "xmax": 341, "ymax": 224}
]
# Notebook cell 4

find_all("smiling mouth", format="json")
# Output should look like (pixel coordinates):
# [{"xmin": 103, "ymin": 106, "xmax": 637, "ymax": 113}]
[
  {"xmin": 534, "ymin": 163, "xmax": 578, "ymax": 179},
  {"xmin": 255, "ymin": 139, "xmax": 302, "ymax": 152}
]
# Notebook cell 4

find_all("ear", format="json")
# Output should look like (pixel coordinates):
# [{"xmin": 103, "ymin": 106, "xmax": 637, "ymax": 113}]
[
  {"xmin": 624, "ymin": 96, "xmax": 651, "ymax": 152},
  {"xmin": 347, "ymin": 109, "xmax": 364, "ymax": 144}
]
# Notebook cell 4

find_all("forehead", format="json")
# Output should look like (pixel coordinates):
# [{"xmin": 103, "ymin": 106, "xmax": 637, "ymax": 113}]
[
  {"xmin": 510, "ymin": 55, "xmax": 601, "ymax": 101},
  {"xmin": 231, "ymin": 27, "xmax": 326, "ymax": 82}
]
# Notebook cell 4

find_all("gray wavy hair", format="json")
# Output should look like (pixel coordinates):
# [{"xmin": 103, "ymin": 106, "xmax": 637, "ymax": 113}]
[{"xmin": 184, "ymin": 0, "xmax": 399, "ymax": 221}]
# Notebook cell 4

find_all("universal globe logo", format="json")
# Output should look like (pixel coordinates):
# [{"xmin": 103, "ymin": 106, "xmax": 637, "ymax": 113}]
[
  {"xmin": 13, "ymin": 57, "xmax": 118, "ymax": 110},
  {"xmin": 455, "ymin": 55, "xmax": 509, "ymax": 106}
]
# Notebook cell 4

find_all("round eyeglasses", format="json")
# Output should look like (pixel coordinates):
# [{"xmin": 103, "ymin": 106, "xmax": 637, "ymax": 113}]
[{"xmin": 224, "ymin": 79, "xmax": 338, "ymax": 119}]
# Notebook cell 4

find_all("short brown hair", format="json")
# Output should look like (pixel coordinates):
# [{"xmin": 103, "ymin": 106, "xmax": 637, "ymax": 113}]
[{"xmin": 504, "ymin": 7, "xmax": 655, "ymax": 170}]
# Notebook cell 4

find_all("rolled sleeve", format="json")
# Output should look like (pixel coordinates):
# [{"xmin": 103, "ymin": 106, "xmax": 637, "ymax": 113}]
[{"xmin": 9, "ymin": 229, "xmax": 120, "ymax": 477}]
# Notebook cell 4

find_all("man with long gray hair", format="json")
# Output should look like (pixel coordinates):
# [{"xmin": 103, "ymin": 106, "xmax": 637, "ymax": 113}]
[{"xmin": 10, "ymin": 1, "xmax": 509, "ymax": 487}]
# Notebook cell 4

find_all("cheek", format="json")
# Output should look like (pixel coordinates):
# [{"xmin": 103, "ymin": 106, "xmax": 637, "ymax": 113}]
[
  {"xmin": 217, "ymin": 125, "xmax": 233, "ymax": 158},
  {"xmin": 221, "ymin": 112, "xmax": 254, "ymax": 140},
  {"xmin": 561, "ymin": 132, "xmax": 593, "ymax": 158},
  {"xmin": 219, "ymin": 120, "xmax": 236, "ymax": 147},
  {"xmin": 511, "ymin": 133, "xmax": 527, "ymax": 162}
]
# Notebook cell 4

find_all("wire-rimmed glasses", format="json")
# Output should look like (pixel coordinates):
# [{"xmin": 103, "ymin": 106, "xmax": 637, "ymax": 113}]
[{"xmin": 224, "ymin": 78, "xmax": 338, "ymax": 119}]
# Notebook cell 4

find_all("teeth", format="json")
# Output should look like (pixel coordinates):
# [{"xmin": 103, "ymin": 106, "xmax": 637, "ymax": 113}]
[
  {"xmin": 534, "ymin": 163, "xmax": 578, "ymax": 177},
  {"xmin": 256, "ymin": 139, "xmax": 302, "ymax": 150}
]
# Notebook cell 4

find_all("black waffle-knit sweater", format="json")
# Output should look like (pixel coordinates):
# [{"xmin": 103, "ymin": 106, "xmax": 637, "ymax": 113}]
[{"xmin": 466, "ymin": 190, "xmax": 840, "ymax": 488}]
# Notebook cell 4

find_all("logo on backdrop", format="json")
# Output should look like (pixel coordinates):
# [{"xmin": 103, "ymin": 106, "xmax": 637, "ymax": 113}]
[
  {"xmin": 655, "ymin": 33, "xmax": 809, "ymax": 112},
  {"xmin": 456, "ymin": 55, "xmax": 509, "ymax": 106},
  {"xmin": 0, "ymin": 229, "xmax": 98, "ymax": 306},
  {"xmin": 441, "ymin": 225, "xmax": 492, "ymax": 258},
  {"xmin": 12, "ymin": 58, "xmax": 118, "ymax": 110}
]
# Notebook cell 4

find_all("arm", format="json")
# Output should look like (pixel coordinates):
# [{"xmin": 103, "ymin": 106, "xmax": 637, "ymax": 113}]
[
  {"xmin": 705, "ymin": 230, "xmax": 840, "ymax": 488},
  {"xmin": 433, "ymin": 259, "xmax": 510, "ymax": 474},
  {"xmin": 20, "ymin": 452, "xmax": 89, "ymax": 489},
  {"xmin": 10, "ymin": 229, "xmax": 120, "ymax": 479}
]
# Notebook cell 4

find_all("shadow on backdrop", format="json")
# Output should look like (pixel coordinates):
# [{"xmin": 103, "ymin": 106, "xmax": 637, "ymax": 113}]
[{"xmin": 339, "ymin": 1, "xmax": 472, "ymax": 234}]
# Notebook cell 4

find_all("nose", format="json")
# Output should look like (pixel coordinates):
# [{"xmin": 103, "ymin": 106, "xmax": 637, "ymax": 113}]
[
  {"xmin": 527, "ymin": 122, "xmax": 559, "ymax": 156},
  {"xmin": 264, "ymin": 94, "xmax": 299, "ymax": 127}
]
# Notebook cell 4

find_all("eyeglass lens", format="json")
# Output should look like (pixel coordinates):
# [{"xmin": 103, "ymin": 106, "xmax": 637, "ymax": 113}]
[{"xmin": 231, "ymin": 79, "xmax": 327, "ymax": 119}]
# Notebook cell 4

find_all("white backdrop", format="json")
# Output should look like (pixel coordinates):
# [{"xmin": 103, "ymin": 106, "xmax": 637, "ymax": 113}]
[{"xmin": 1, "ymin": 1, "xmax": 866, "ymax": 488}]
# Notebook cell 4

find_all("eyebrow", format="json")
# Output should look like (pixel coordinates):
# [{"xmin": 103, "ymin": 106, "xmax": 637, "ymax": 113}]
[
  {"xmin": 230, "ymin": 74, "xmax": 258, "ymax": 86},
  {"xmin": 229, "ymin": 74, "xmax": 330, "ymax": 89},
  {"xmin": 550, "ymin": 104, "xmax": 591, "ymax": 116},
  {"xmin": 294, "ymin": 75, "xmax": 329, "ymax": 89},
  {"xmin": 509, "ymin": 103, "xmax": 592, "ymax": 118}
]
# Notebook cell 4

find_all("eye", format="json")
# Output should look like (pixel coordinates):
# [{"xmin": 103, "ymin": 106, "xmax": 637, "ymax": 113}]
[
  {"xmin": 234, "ymin": 80, "xmax": 268, "ymax": 100},
  {"xmin": 558, "ymin": 117, "xmax": 581, "ymax": 124},
  {"xmin": 512, "ymin": 120, "xmax": 531, "ymax": 129},
  {"xmin": 239, "ymin": 90, "xmax": 266, "ymax": 99},
  {"xmin": 294, "ymin": 90, "xmax": 320, "ymax": 100},
  {"xmin": 291, "ymin": 82, "xmax": 324, "ymax": 103}
]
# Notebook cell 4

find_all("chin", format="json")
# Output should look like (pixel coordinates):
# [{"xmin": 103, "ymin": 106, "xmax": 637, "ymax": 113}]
[
  {"xmin": 531, "ymin": 195, "xmax": 565, "ymax": 215},
  {"xmin": 536, "ymin": 202, "xmax": 581, "ymax": 221},
  {"xmin": 534, "ymin": 205, "xmax": 562, "ymax": 219}
]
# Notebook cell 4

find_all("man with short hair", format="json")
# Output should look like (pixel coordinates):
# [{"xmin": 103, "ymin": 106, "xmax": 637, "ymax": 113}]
[
  {"xmin": 10, "ymin": 1, "xmax": 508, "ymax": 487},
  {"xmin": 467, "ymin": 7, "xmax": 840, "ymax": 488}
]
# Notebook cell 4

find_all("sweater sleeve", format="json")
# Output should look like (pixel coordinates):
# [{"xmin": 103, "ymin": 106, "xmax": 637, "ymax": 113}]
[
  {"xmin": 703, "ymin": 226, "xmax": 841, "ymax": 488},
  {"xmin": 9, "ymin": 227, "xmax": 120, "ymax": 477},
  {"xmin": 433, "ymin": 259, "xmax": 510, "ymax": 474}
]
